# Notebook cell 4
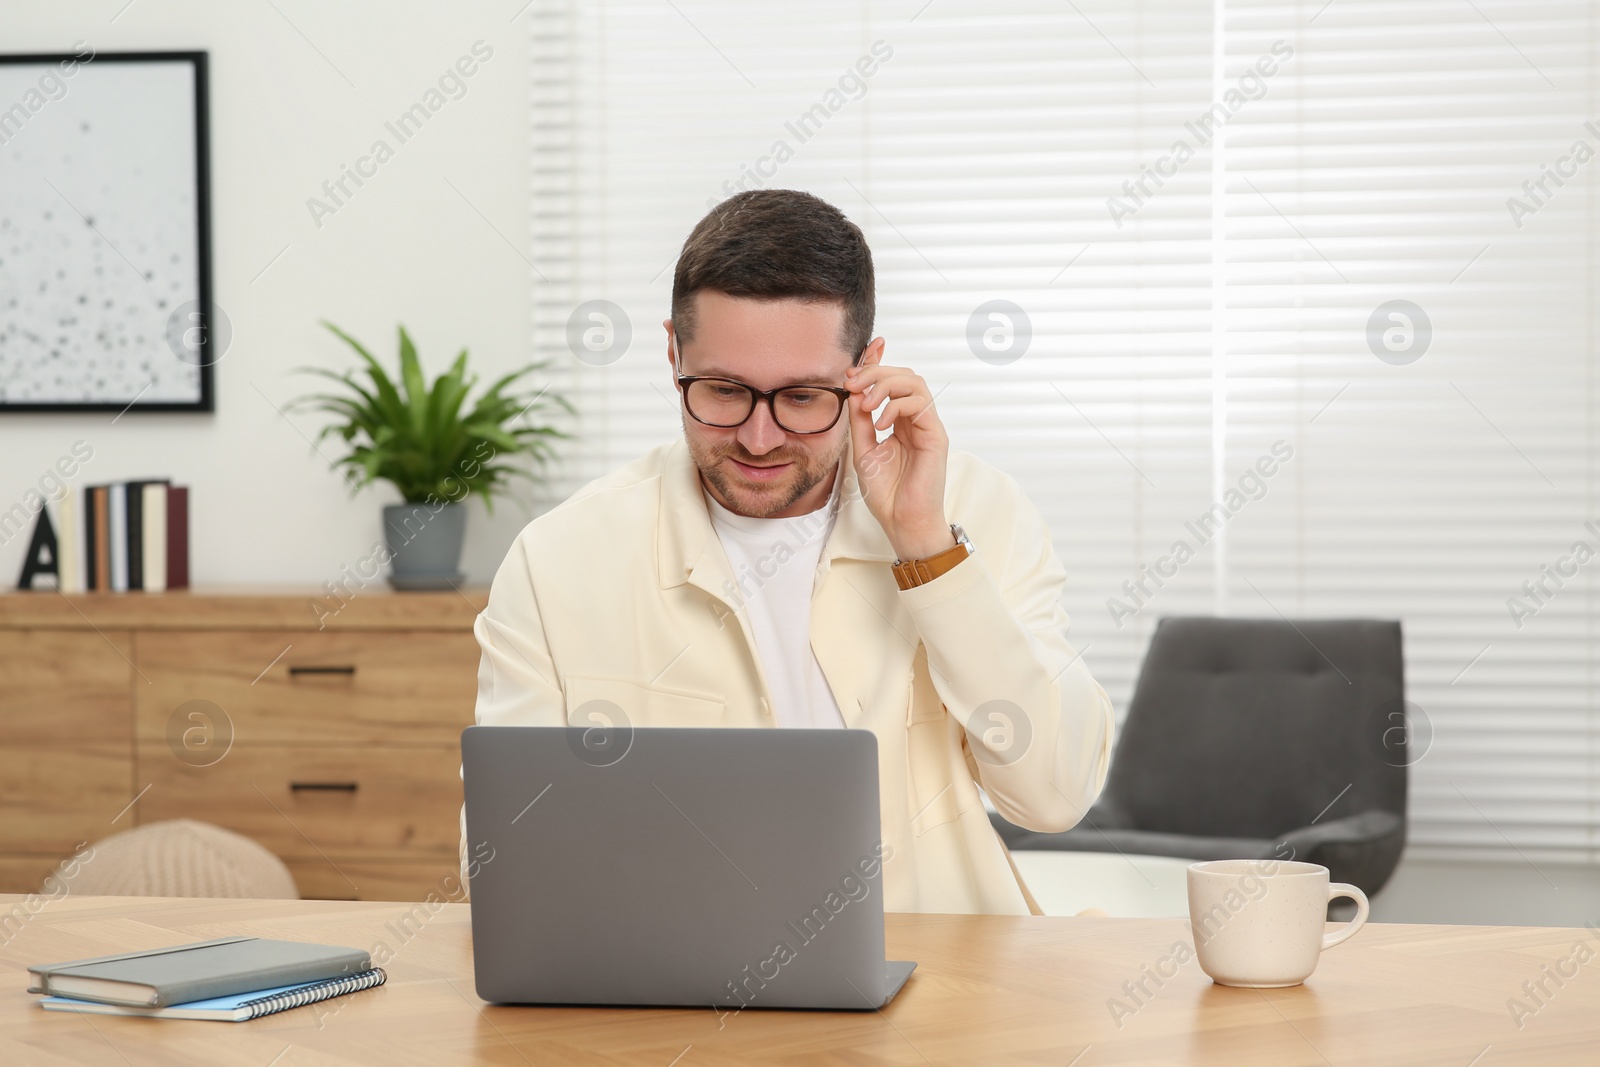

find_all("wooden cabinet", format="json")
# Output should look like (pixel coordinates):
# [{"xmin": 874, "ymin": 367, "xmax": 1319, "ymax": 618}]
[
  {"xmin": 0, "ymin": 630, "xmax": 132, "ymax": 741},
  {"xmin": 0, "ymin": 588, "xmax": 485, "ymax": 901},
  {"xmin": 0, "ymin": 745, "xmax": 132, "ymax": 853},
  {"xmin": 136, "ymin": 745, "xmax": 466, "ymax": 857},
  {"xmin": 134, "ymin": 630, "xmax": 482, "ymax": 745}
]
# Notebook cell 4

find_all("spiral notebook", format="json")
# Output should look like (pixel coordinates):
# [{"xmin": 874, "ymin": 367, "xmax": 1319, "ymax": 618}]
[{"xmin": 38, "ymin": 968, "xmax": 386, "ymax": 1022}]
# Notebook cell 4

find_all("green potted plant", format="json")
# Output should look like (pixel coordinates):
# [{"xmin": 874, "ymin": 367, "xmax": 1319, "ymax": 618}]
[{"xmin": 293, "ymin": 322, "xmax": 571, "ymax": 589}]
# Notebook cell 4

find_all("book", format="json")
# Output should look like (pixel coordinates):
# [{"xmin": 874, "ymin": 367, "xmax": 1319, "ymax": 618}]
[
  {"xmin": 126, "ymin": 481, "xmax": 143, "ymax": 590},
  {"xmin": 39, "ymin": 968, "xmax": 386, "ymax": 1022},
  {"xmin": 27, "ymin": 936, "xmax": 371, "ymax": 1008},
  {"xmin": 70, "ymin": 495, "xmax": 86, "ymax": 593},
  {"xmin": 166, "ymin": 485, "xmax": 189, "ymax": 589},
  {"xmin": 58, "ymin": 494, "xmax": 81, "ymax": 593},
  {"xmin": 82, "ymin": 486, "xmax": 96, "ymax": 592},
  {"xmin": 70, "ymin": 482, "xmax": 186, "ymax": 594},
  {"xmin": 107, "ymin": 483, "xmax": 127, "ymax": 592},
  {"xmin": 124, "ymin": 480, "xmax": 169, "ymax": 591},
  {"xmin": 142, "ymin": 483, "xmax": 168, "ymax": 593},
  {"xmin": 91, "ymin": 485, "xmax": 109, "ymax": 592}
]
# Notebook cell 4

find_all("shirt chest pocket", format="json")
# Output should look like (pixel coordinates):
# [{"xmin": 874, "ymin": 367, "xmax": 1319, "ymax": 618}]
[{"xmin": 563, "ymin": 674, "xmax": 727, "ymax": 729}]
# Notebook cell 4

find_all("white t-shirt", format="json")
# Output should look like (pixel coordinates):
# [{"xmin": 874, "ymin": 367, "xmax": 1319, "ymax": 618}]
[{"xmin": 705, "ymin": 475, "xmax": 846, "ymax": 730}]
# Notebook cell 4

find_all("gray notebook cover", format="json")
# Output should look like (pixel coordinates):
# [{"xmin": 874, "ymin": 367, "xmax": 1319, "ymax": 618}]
[{"xmin": 28, "ymin": 937, "xmax": 371, "ymax": 1008}]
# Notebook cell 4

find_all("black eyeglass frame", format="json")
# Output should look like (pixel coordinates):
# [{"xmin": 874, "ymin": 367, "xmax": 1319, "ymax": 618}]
[{"xmin": 672, "ymin": 335, "xmax": 862, "ymax": 435}]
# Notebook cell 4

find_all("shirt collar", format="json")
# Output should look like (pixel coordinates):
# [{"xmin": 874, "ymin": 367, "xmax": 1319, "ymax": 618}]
[{"xmin": 657, "ymin": 438, "xmax": 896, "ymax": 590}]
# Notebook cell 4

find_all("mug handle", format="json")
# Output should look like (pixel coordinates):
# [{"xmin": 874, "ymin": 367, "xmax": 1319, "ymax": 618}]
[{"xmin": 1321, "ymin": 882, "xmax": 1370, "ymax": 950}]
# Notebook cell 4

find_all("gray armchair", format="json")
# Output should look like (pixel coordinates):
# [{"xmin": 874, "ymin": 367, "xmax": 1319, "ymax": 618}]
[{"xmin": 993, "ymin": 616, "xmax": 1408, "ymax": 896}]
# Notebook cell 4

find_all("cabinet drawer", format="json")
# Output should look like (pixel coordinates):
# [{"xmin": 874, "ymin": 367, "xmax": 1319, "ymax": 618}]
[
  {"xmin": 135, "ymin": 744, "xmax": 462, "ymax": 859},
  {"xmin": 0, "ymin": 745, "xmax": 132, "ymax": 852},
  {"xmin": 135, "ymin": 630, "xmax": 478, "ymax": 745},
  {"xmin": 286, "ymin": 858, "xmax": 470, "ymax": 902},
  {"xmin": 0, "ymin": 631, "xmax": 131, "ymax": 741}
]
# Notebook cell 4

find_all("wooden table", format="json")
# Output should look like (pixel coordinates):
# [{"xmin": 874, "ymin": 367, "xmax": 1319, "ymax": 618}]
[{"xmin": 2, "ymin": 896, "xmax": 1595, "ymax": 1065}]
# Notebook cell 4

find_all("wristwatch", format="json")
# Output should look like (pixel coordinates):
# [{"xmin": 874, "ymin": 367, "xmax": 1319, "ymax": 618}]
[{"xmin": 891, "ymin": 524, "xmax": 972, "ymax": 590}]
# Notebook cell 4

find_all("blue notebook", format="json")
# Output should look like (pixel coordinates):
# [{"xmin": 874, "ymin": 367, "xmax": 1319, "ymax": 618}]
[{"xmin": 39, "ymin": 968, "xmax": 386, "ymax": 1022}]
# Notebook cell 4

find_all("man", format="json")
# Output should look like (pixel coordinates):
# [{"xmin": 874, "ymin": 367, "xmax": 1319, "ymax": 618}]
[{"xmin": 471, "ymin": 189, "xmax": 1112, "ymax": 915}]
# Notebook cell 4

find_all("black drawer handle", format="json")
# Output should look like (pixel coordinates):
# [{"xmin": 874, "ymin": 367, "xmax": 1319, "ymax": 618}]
[
  {"xmin": 289, "ymin": 781, "xmax": 360, "ymax": 793},
  {"xmin": 288, "ymin": 665, "xmax": 357, "ymax": 677}
]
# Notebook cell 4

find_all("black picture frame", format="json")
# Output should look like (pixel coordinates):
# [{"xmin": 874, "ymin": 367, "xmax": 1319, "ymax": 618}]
[{"xmin": 0, "ymin": 50, "xmax": 214, "ymax": 413}]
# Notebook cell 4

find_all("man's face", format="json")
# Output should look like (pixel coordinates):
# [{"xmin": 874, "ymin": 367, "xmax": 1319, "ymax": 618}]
[{"xmin": 669, "ymin": 291, "xmax": 856, "ymax": 519}]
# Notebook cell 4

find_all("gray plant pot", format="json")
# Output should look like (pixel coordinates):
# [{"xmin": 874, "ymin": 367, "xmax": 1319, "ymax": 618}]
[{"xmin": 382, "ymin": 502, "xmax": 466, "ymax": 590}]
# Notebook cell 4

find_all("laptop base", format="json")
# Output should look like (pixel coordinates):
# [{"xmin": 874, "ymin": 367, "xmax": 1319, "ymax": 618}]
[{"xmin": 882, "ymin": 961, "xmax": 917, "ymax": 1006}]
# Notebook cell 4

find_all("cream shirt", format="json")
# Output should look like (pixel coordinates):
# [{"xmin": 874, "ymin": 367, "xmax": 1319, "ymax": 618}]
[{"xmin": 468, "ymin": 438, "xmax": 1114, "ymax": 914}]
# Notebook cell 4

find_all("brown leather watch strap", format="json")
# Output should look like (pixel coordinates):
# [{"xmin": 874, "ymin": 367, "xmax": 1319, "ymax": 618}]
[{"xmin": 892, "ymin": 540, "xmax": 971, "ymax": 590}]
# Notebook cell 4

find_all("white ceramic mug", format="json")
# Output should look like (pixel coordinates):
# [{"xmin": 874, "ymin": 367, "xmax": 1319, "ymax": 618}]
[{"xmin": 1186, "ymin": 858, "xmax": 1369, "ymax": 987}]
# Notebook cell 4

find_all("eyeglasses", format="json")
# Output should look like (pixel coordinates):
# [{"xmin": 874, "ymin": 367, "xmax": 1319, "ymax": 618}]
[{"xmin": 673, "ymin": 337, "xmax": 855, "ymax": 435}]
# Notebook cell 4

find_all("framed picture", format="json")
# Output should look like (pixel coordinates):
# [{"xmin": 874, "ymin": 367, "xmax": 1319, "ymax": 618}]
[{"xmin": 0, "ymin": 50, "xmax": 214, "ymax": 412}]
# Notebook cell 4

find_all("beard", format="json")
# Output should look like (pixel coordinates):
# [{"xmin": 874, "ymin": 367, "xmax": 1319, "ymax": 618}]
[{"xmin": 687, "ymin": 421, "xmax": 846, "ymax": 518}]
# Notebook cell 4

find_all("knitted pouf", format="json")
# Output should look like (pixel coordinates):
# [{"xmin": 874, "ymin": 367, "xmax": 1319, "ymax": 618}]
[{"xmin": 65, "ymin": 820, "xmax": 299, "ymax": 899}]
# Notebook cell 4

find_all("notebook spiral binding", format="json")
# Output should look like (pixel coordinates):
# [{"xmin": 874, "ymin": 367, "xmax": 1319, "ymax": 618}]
[{"xmin": 238, "ymin": 968, "xmax": 387, "ymax": 1019}]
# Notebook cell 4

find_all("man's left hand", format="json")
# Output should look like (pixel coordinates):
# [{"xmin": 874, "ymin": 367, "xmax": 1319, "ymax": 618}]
[{"xmin": 845, "ymin": 355, "xmax": 955, "ymax": 562}]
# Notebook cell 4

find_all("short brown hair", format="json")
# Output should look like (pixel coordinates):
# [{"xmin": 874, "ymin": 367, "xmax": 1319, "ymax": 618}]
[{"xmin": 672, "ymin": 189, "xmax": 874, "ymax": 359}]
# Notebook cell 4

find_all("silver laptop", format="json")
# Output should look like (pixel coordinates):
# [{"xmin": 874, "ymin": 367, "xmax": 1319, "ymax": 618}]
[{"xmin": 461, "ymin": 725, "xmax": 916, "ymax": 1009}]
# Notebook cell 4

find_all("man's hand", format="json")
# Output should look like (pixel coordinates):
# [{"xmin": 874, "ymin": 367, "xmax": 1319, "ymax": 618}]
[{"xmin": 845, "ymin": 352, "xmax": 955, "ymax": 562}]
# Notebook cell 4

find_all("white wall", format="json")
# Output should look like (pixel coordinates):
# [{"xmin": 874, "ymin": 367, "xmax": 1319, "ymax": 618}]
[{"xmin": 0, "ymin": 0, "xmax": 545, "ymax": 588}]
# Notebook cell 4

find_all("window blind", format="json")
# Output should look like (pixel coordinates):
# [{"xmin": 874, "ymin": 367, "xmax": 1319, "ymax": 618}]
[
  {"xmin": 1221, "ymin": 0, "xmax": 1598, "ymax": 864},
  {"xmin": 529, "ymin": 0, "xmax": 1600, "ymax": 863}
]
